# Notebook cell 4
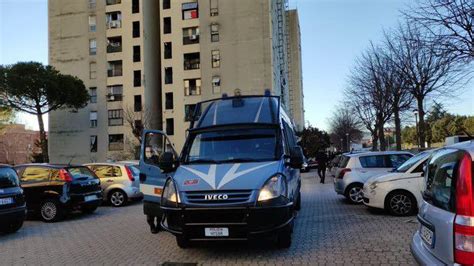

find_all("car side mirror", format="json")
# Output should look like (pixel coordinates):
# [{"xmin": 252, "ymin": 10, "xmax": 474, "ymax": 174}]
[
  {"xmin": 289, "ymin": 146, "xmax": 304, "ymax": 169},
  {"xmin": 159, "ymin": 151, "xmax": 178, "ymax": 173}
]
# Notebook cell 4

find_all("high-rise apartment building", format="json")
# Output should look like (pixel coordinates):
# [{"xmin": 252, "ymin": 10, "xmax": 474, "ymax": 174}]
[{"xmin": 48, "ymin": 0, "xmax": 303, "ymax": 163}]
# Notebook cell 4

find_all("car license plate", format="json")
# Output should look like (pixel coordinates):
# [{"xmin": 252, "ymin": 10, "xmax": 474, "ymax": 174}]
[
  {"xmin": 205, "ymin": 227, "xmax": 229, "ymax": 237},
  {"xmin": 420, "ymin": 225, "xmax": 434, "ymax": 247},
  {"xmin": 0, "ymin": 197, "xmax": 13, "ymax": 205},
  {"xmin": 84, "ymin": 195, "xmax": 97, "ymax": 202}
]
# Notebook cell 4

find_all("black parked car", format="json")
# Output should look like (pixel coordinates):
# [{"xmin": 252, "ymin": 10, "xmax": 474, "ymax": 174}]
[
  {"xmin": 14, "ymin": 164, "xmax": 102, "ymax": 222},
  {"xmin": 0, "ymin": 165, "xmax": 26, "ymax": 233}
]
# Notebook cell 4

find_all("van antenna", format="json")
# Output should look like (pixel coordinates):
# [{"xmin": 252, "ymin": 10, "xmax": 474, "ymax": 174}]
[{"xmin": 68, "ymin": 153, "xmax": 77, "ymax": 166}]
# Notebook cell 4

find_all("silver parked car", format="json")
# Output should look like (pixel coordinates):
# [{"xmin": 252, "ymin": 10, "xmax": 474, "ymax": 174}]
[
  {"xmin": 411, "ymin": 141, "xmax": 474, "ymax": 265},
  {"xmin": 85, "ymin": 163, "xmax": 143, "ymax": 207}
]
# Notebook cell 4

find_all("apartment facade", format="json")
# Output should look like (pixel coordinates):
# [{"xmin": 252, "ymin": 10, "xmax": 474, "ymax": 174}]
[{"xmin": 48, "ymin": 0, "xmax": 303, "ymax": 162}]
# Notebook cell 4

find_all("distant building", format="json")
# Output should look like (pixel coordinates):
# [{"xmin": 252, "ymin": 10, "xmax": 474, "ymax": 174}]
[
  {"xmin": 48, "ymin": 0, "xmax": 304, "ymax": 163},
  {"xmin": 0, "ymin": 124, "xmax": 41, "ymax": 165}
]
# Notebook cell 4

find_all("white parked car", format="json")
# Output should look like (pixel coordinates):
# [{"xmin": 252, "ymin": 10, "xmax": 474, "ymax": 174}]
[
  {"xmin": 362, "ymin": 151, "xmax": 433, "ymax": 216},
  {"xmin": 333, "ymin": 151, "xmax": 413, "ymax": 204}
]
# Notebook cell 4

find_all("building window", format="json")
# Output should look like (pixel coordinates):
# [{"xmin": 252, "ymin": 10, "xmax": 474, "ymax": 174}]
[
  {"xmin": 184, "ymin": 52, "xmax": 200, "ymax": 70},
  {"xmin": 183, "ymin": 27, "xmax": 199, "ymax": 45},
  {"xmin": 166, "ymin": 118, "xmax": 174, "ymax": 135},
  {"xmin": 89, "ymin": 87, "xmax": 97, "ymax": 103},
  {"xmin": 107, "ymin": 60, "xmax": 123, "ymax": 77},
  {"xmin": 164, "ymin": 42, "xmax": 172, "ymax": 59},
  {"xmin": 212, "ymin": 76, "xmax": 221, "ymax": 94},
  {"xmin": 134, "ymin": 70, "xmax": 141, "ymax": 87},
  {"xmin": 107, "ymin": 85, "xmax": 123, "ymax": 102},
  {"xmin": 89, "ymin": 39, "xmax": 97, "ymax": 55},
  {"xmin": 211, "ymin": 23, "xmax": 219, "ymax": 42},
  {"xmin": 106, "ymin": 12, "xmax": 122, "ymax": 29},
  {"xmin": 90, "ymin": 111, "xmax": 98, "ymax": 128},
  {"xmin": 165, "ymin": 67, "xmax": 173, "ymax": 84},
  {"xmin": 88, "ymin": 0, "xmax": 96, "ymax": 9},
  {"xmin": 108, "ymin": 109, "xmax": 123, "ymax": 126},
  {"xmin": 163, "ymin": 0, "xmax": 170, "ymax": 9},
  {"xmin": 106, "ymin": 0, "xmax": 121, "ymax": 5},
  {"xmin": 185, "ymin": 104, "xmax": 196, "ymax": 122},
  {"xmin": 89, "ymin": 62, "xmax": 97, "ymax": 79},
  {"xmin": 90, "ymin": 135, "xmax": 98, "ymax": 153},
  {"xmin": 134, "ymin": 95, "xmax": 142, "ymax": 112},
  {"xmin": 109, "ymin": 134, "xmax": 124, "ymax": 151},
  {"xmin": 212, "ymin": 50, "xmax": 220, "ymax": 68},
  {"xmin": 133, "ymin": 45, "xmax": 141, "ymax": 62},
  {"xmin": 132, "ymin": 0, "xmax": 139, "ymax": 13},
  {"xmin": 133, "ymin": 21, "xmax": 140, "ymax": 38},
  {"xmin": 184, "ymin": 79, "xmax": 201, "ymax": 96},
  {"xmin": 88, "ymin": 15, "xmax": 96, "ymax": 32},
  {"xmin": 182, "ymin": 2, "xmax": 198, "ymax": 20},
  {"xmin": 163, "ymin": 17, "xmax": 171, "ymax": 34},
  {"xmin": 210, "ymin": 0, "xmax": 218, "ymax": 16},
  {"xmin": 107, "ymin": 36, "xmax": 122, "ymax": 53},
  {"xmin": 165, "ymin": 92, "xmax": 173, "ymax": 110}
]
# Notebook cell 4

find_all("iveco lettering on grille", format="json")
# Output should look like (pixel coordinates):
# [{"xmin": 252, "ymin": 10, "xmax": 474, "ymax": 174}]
[{"xmin": 204, "ymin": 194, "xmax": 228, "ymax": 200}]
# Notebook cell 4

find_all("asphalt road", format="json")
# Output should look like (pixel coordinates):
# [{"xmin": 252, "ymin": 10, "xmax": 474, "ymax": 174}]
[{"xmin": 0, "ymin": 171, "xmax": 418, "ymax": 265}]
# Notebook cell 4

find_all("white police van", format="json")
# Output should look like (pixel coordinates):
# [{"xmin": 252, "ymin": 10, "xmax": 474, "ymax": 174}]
[{"xmin": 139, "ymin": 94, "xmax": 304, "ymax": 248}]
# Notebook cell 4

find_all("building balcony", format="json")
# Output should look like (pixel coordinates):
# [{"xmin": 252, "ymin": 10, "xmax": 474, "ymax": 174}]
[
  {"xmin": 106, "ymin": 20, "xmax": 122, "ymax": 29},
  {"xmin": 107, "ymin": 43, "xmax": 122, "ymax": 53},
  {"xmin": 107, "ymin": 69, "xmax": 122, "ymax": 77},
  {"xmin": 183, "ymin": 35, "xmax": 200, "ymax": 45}
]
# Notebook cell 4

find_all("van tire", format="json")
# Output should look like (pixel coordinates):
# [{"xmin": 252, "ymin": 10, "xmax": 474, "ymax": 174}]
[
  {"xmin": 40, "ymin": 199, "xmax": 64, "ymax": 223},
  {"xmin": 176, "ymin": 236, "xmax": 189, "ymax": 248},
  {"xmin": 277, "ymin": 223, "xmax": 292, "ymax": 248},
  {"xmin": 344, "ymin": 183, "xmax": 364, "ymax": 204}
]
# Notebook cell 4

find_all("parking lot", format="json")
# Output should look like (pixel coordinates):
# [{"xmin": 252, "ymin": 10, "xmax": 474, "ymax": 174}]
[{"xmin": 0, "ymin": 171, "xmax": 418, "ymax": 265}]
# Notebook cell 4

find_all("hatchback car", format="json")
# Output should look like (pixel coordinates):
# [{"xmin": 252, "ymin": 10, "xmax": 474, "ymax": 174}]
[
  {"xmin": 334, "ymin": 151, "xmax": 413, "ymax": 204},
  {"xmin": 85, "ymin": 163, "xmax": 143, "ymax": 207},
  {"xmin": 0, "ymin": 165, "xmax": 26, "ymax": 233},
  {"xmin": 14, "ymin": 164, "xmax": 102, "ymax": 222},
  {"xmin": 363, "ymin": 151, "xmax": 432, "ymax": 216},
  {"xmin": 411, "ymin": 141, "xmax": 474, "ymax": 265}
]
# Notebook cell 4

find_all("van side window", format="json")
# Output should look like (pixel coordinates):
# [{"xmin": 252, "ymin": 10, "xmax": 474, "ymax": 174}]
[
  {"xmin": 359, "ymin": 155, "xmax": 385, "ymax": 168},
  {"xmin": 425, "ymin": 149, "xmax": 460, "ymax": 212},
  {"xmin": 282, "ymin": 121, "xmax": 296, "ymax": 150},
  {"xmin": 20, "ymin": 167, "xmax": 50, "ymax": 183},
  {"xmin": 144, "ymin": 132, "xmax": 176, "ymax": 167}
]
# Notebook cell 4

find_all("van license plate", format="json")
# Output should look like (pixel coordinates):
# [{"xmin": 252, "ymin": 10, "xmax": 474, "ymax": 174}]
[
  {"xmin": 84, "ymin": 195, "xmax": 97, "ymax": 202},
  {"xmin": 0, "ymin": 197, "xmax": 13, "ymax": 205},
  {"xmin": 420, "ymin": 225, "xmax": 434, "ymax": 247},
  {"xmin": 205, "ymin": 228, "xmax": 229, "ymax": 237}
]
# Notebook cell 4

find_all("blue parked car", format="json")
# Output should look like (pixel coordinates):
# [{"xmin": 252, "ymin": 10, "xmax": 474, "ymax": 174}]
[
  {"xmin": 0, "ymin": 165, "xmax": 26, "ymax": 234},
  {"xmin": 139, "ymin": 95, "xmax": 304, "ymax": 248}
]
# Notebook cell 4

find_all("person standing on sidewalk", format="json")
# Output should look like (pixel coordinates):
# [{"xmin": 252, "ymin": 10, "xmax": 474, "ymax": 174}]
[{"xmin": 317, "ymin": 152, "xmax": 328, "ymax": 184}]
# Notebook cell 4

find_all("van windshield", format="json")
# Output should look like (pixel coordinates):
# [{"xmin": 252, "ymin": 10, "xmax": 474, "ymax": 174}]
[{"xmin": 184, "ymin": 128, "xmax": 279, "ymax": 164}]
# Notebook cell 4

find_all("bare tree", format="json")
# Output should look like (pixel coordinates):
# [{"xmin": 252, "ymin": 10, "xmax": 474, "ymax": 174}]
[
  {"xmin": 404, "ymin": 0, "xmax": 474, "ymax": 62},
  {"xmin": 385, "ymin": 23, "xmax": 469, "ymax": 148},
  {"xmin": 123, "ymin": 106, "xmax": 153, "ymax": 158},
  {"xmin": 329, "ymin": 105, "xmax": 363, "ymax": 152}
]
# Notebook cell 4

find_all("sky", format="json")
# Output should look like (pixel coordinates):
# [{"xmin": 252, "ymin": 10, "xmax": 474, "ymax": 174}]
[{"xmin": 0, "ymin": 0, "xmax": 473, "ymax": 131}]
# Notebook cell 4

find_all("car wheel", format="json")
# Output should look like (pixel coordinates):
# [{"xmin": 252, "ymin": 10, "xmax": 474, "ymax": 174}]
[
  {"xmin": 176, "ymin": 236, "xmax": 189, "ymax": 249},
  {"xmin": 1, "ymin": 219, "xmax": 24, "ymax": 234},
  {"xmin": 81, "ymin": 205, "xmax": 99, "ymax": 214},
  {"xmin": 277, "ymin": 223, "xmax": 292, "ymax": 248},
  {"xmin": 294, "ymin": 191, "xmax": 301, "ymax": 211},
  {"xmin": 387, "ymin": 191, "xmax": 417, "ymax": 216},
  {"xmin": 40, "ymin": 199, "xmax": 64, "ymax": 222},
  {"xmin": 109, "ymin": 190, "xmax": 128, "ymax": 207},
  {"xmin": 345, "ymin": 184, "xmax": 364, "ymax": 204}
]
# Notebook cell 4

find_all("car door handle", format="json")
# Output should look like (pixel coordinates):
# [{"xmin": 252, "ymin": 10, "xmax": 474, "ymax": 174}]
[{"xmin": 106, "ymin": 180, "xmax": 114, "ymax": 183}]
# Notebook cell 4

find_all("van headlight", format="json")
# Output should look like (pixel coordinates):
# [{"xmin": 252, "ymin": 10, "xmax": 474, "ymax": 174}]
[
  {"xmin": 258, "ymin": 175, "xmax": 287, "ymax": 202},
  {"xmin": 162, "ymin": 178, "xmax": 180, "ymax": 205}
]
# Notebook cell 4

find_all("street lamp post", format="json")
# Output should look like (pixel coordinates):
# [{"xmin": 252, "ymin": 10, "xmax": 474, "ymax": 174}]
[
  {"xmin": 340, "ymin": 138, "xmax": 343, "ymax": 152},
  {"xmin": 346, "ymin": 133, "xmax": 350, "ymax": 152},
  {"xmin": 413, "ymin": 109, "xmax": 419, "ymax": 148}
]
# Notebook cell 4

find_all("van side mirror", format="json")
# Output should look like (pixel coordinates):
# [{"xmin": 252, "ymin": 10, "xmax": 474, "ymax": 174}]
[
  {"xmin": 289, "ymin": 146, "xmax": 304, "ymax": 169},
  {"xmin": 159, "ymin": 151, "xmax": 178, "ymax": 173}
]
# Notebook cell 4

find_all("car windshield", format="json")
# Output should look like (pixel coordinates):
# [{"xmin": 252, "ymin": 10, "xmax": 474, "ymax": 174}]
[
  {"xmin": 184, "ymin": 128, "xmax": 278, "ymax": 164},
  {"xmin": 395, "ymin": 152, "xmax": 430, "ymax": 173},
  {"xmin": 0, "ymin": 168, "xmax": 20, "ymax": 188}
]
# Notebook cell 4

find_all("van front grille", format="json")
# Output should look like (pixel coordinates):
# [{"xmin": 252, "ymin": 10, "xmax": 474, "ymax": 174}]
[{"xmin": 185, "ymin": 190, "xmax": 253, "ymax": 204}]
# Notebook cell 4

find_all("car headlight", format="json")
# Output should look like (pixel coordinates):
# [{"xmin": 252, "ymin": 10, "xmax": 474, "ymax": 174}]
[
  {"xmin": 162, "ymin": 178, "xmax": 180, "ymax": 204},
  {"xmin": 369, "ymin": 182, "xmax": 378, "ymax": 190},
  {"xmin": 258, "ymin": 175, "xmax": 287, "ymax": 202}
]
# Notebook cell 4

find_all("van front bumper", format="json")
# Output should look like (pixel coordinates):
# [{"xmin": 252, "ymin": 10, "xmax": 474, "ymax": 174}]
[{"xmin": 160, "ymin": 203, "xmax": 294, "ymax": 240}]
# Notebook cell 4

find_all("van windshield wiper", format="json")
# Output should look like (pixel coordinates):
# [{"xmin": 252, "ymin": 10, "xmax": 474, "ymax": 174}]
[
  {"xmin": 186, "ymin": 159, "xmax": 221, "ymax": 165},
  {"xmin": 218, "ymin": 158, "xmax": 273, "ymax": 163}
]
